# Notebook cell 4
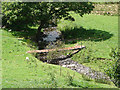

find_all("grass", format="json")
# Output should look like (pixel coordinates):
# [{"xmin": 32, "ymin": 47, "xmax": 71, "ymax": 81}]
[
  {"xmin": 2, "ymin": 13, "xmax": 118, "ymax": 88},
  {"xmin": 2, "ymin": 29, "xmax": 117, "ymax": 88},
  {"xmin": 57, "ymin": 13, "xmax": 118, "ymax": 73},
  {"xmin": 0, "ymin": 29, "xmax": 2, "ymax": 89}
]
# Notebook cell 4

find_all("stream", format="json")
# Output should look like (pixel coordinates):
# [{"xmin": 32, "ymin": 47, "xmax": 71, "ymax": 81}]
[{"xmin": 36, "ymin": 27, "xmax": 111, "ymax": 83}]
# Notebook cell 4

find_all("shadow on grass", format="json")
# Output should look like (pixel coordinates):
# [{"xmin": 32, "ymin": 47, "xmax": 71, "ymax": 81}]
[
  {"xmin": 4, "ymin": 27, "xmax": 37, "ymax": 40},
  {"xmin": 61, "ymin": 27, "xmax": 113, "ymax": 44},
  {"xmin": 3, "ymin": 26, "xmax": 113, "ymax": 45}
]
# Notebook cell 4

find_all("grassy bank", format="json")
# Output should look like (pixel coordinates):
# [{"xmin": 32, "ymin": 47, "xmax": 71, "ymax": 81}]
[
  {"xmin": 2, "ymin": 29, "xmax": 117, "ymax": 88},
  {"xmin": 2, "ymin": 13, "xmax": 118, "ymax": 88},
  {"xmin": 58, "ymin": 14, "xmax": 118, "ymax": 72}
]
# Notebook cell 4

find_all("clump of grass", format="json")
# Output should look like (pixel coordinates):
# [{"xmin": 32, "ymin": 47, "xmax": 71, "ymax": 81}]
[
  {"xmin": 82, "ymin": 74, "xmax": 112, "ymax": 85},
  {"xmin": 82, "ymin": 74, "xmax": 94, "ymax": 81},
  {"xmin": 106, "ymin": 48, "xmax": 120, "ymax": 87},
  {"xmin": 95, "ymin": 78, "xmax": 112, "ymax": 85},
  {"xmin": 72, "ymin": 43, "xmax": 96, "ymax": 64},
  {"xmin": 66, "ymin": 71, "xmax": 75, "ymax": 86},
  {"xmin": 48, "ymin": 72, "xmax": 58, "ymax": 88}
]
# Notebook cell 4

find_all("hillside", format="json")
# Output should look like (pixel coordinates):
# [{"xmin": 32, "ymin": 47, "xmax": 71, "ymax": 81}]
[
  {"xmin": 2, "ymin": 29, "xmax": 117, "ymax": 88},
  {"xmin": 2, "ymin": 14, "xmax": 119, "ymax": 88}
]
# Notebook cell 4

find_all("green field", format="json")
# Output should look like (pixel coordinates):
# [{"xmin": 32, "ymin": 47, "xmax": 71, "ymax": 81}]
[
  {"xmin": 2, "ymin": 14, "xmax": 118, "ymax": 88},
  {"xmin": 58, "ymin": 13, "xmax": 118, "ymax": 72}
]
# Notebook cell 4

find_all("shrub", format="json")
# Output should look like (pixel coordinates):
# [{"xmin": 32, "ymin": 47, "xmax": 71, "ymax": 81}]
[{"xmin": 106, "ymin": 48, "xmax": 120, "ymax": 87}]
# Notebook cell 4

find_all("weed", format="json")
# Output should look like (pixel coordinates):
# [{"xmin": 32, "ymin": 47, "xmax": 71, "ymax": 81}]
[
  {"xmin": 106, "ymin": 48, "xmax": 120, "ymax": 87},
  {"xmin": 82, "ymin": 74, "xmax": 94, "ymax": 81},
  {"xmin": 95, "ymin": 78, "xmax": 112, "ymax": 85},
  {"xmin": 66, "ymin": 71, "xmax": 75, "ymax": 86},
  {"xmin": 72, "ymin": 43, "xmax": 95, "ymax": 64},
  {"xmin": 48, "ymin": 72, "xmax": 58, "ymax": 88}
]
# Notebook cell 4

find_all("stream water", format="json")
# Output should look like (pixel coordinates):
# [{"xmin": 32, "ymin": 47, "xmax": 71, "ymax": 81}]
[
  {"xmin": 36, "ymin": 27, "xmax": 63, "ymax": 61},
  {"xmin": 43, "ymin": 30, "xmax": 61, "ymax": 42},
  {"xmin": 42, "ymin": 27, "xmax": 62, "ymax": 49}
]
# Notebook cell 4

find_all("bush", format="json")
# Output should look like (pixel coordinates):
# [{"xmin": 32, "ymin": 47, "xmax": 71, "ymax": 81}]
[{"xmin": 106, "ymin": 48, "xmax": 120, "ymax": 87}]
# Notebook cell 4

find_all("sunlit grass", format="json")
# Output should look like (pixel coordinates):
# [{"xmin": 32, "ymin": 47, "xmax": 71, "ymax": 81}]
[
  {"xmin": 2, "ymin": 13, "xmax": 118, "ymax": 88},
  {"xmin": 58, "ymin": 14, "xmax": 118, "ymax": 72},
  {"xmin": 2, "ymin": 29, "xmax": 117, "ymax": 88}
]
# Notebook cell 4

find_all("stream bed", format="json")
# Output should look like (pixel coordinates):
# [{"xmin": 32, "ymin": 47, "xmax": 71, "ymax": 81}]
[{"xmin": 37, "ymin": 27, "xmax": 111, "ymax": 83}]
